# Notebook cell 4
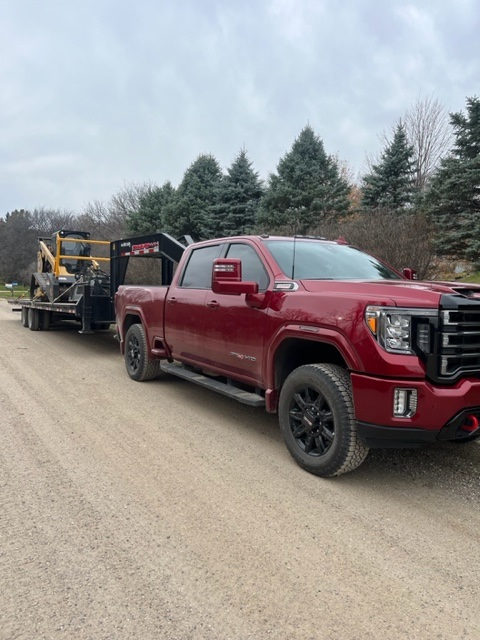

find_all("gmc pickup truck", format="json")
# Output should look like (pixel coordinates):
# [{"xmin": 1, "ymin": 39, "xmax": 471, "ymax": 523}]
[{"xmin": 115, "ymin": 234, "xmax": 480, "ymax": 477}]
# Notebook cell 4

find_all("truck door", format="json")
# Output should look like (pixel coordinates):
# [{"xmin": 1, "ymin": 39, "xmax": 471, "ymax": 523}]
[
  {"xmin": 202, "ymin": 242, "xmax": 271, "ymax": 385},
  {"xmin": 164, "ymin": 243, "xmax": 224, "ymax": 364}
]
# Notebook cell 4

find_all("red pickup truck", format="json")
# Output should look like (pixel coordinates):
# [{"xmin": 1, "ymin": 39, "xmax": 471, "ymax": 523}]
[{"xmin": 115, "ymin": 234, "xmax": 480, "ymax": 477}]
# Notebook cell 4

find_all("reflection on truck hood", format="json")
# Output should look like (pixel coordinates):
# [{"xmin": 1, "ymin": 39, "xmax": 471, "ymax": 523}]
[{"xmin": 299, "ymin": 279, "xmax": 480, "ymax": 306}]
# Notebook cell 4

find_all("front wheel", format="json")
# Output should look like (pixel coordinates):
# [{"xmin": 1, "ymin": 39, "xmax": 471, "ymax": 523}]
[
  {"xmin": 279, "ymin": 364, "xmax": 369, "ymax": 477},
  {"xmin": 125, "ymin": 324, "xmax": 159, "ymax": 381}
]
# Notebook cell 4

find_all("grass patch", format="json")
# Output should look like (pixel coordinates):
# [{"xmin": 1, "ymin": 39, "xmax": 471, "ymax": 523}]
[
  {"xmin": 458, "ymin": 272, "xmax": 480, "ymax": 284},
  {"xmin": 0, "ymin": 284, "xmax": 28, "ymax": 298}
]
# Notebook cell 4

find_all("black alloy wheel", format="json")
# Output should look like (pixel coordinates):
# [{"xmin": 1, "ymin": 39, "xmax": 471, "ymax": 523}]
[
  {"xmin": 125, "ymin": 323, "xmax": 159, "ymax": 382},
  {"xmin": 279, "ymin": 364, "xmax": 368, "ymax": 477},
  {"xmin": 289, "ymin": 385, "xmax": 335, "ymax": 457}
]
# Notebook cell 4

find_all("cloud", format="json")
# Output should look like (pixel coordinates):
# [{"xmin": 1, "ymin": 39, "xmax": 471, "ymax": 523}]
[{"xmin": 0, "ymin": 0, "xmax": 477, "ymax": 214}]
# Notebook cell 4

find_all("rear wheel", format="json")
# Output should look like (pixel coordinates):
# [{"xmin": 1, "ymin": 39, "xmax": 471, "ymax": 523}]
[
  {"xmin": 125, "ymin": 324, "xmax": 159, "ymax": 381},
  {"xmin": 279, "ymin": 364, "xmax": 369, "ymax": 477},
  {"xmin": 28, "ymin": 308, "xmax": 41, "ymax": 331}
]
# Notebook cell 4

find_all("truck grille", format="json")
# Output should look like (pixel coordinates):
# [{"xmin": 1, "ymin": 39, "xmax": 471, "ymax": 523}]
[{"xmin": 439, "ymin": 308, "xmax": 480, "ymax": 377}]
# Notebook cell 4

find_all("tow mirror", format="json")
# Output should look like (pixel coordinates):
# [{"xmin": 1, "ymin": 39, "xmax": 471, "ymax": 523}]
[
  {"xmin": 212, "ymin": 259, "xmax": 259, "ymax": 295},
  {"xmin": 403, "ymin": 268, "xmax": 418, "ymax": 280}
]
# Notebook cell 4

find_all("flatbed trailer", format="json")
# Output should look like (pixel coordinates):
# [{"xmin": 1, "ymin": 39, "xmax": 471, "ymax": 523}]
[
  {"xmin": 10, "ymin": 231, "xmax": 191, "ymax": 333},
  {"xmin": 11, "ymin": 277, "xmax": 113, "ymax": 332}
]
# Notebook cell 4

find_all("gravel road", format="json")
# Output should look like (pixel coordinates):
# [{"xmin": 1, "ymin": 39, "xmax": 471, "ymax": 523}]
[{"xmin": 1, "ymin": 301, "xmax": 479, "ymax": 640}]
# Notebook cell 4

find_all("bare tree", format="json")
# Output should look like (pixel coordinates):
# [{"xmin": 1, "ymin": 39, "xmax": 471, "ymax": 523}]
[
  {"xmin": 404, "ymin": 94, "xmax": 452, "ymax": 191},
  {"xmin": 78, "ymin": 182, "xmax": 151, "ymax": 240},
  {"xmin": 30, "ymin": 206, "xmax": 77, "ymax": 235},
  {"xmin": 363, "ymin": 95, "xmax": 452, "ymax": 193},
  {"xmin": 315, "ymin": 209, "xmax": 436, "ymax": 279}
]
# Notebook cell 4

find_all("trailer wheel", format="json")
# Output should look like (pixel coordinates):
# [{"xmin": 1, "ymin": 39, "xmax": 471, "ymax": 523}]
[
  {"xmin": 279, "ymin": 364, "xmax": 369, "ymax": 477},
  {"xmin": 42, "ymin": 311, "xmax": 51, "ymax": 330},
  {"xmin": 21, "ymin": 307, "xmax": 29, "ymax": 327},
  {"xmin": 28, "ymin": 308, "xmax": 41, "ymax": 331},
  {"xmin": 125, "ymin": 324, "xmax": 159, "ymax": 381}
]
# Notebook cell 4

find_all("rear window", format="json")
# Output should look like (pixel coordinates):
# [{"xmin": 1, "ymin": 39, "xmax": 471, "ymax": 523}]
[{"xmin": 181, "ymin": 245, "xmax": 223, "ymax": 289}]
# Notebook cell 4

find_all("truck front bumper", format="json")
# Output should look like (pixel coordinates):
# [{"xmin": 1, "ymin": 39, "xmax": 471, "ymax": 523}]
[{"xmin": 351, "ymin": 373, "xmax": 480, "ymax": 448}]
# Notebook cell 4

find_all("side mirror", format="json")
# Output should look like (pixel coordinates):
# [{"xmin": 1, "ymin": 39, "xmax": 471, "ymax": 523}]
[
  {"xmin": 403, "ymin": 268, "xmax": 418, "ymax": 280},
  {"xmin": 212, "ymin": 259, "xmax": 259, "ymax": 295}
]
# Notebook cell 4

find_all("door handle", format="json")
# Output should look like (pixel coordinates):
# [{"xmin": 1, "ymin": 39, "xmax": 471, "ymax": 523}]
[
  {"xmin": 167, "ymin": 297, "xmax": 177, "ymax": 304},
  {"xmin": 206, "ymin": 300, "xmax": 219, "ymax": 309}
]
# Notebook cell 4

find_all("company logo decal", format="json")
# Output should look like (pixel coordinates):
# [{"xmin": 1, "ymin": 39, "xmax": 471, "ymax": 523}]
[{"xmin": 230, "ymin": 351, "xmax": 256, "ymax": 362}]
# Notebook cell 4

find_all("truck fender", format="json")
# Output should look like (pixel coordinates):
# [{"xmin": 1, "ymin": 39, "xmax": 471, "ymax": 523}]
[
  {"xmin": 264, "ymin": 325, "xmax": 363, "ymax": 410},
  {"xmin": 118, "ymin": 305, "xmax": 149, "ymax": 354}
]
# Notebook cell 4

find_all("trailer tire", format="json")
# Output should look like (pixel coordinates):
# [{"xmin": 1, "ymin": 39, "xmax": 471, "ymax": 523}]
[
  {"xmin": 21, "ymin": 307, "xmax": 29, "ymax": 327},
  {"xmin": 125, "ymin": 323, "xmax": 159, "ymax": 381},
  {"xmin": 279, "ymin": 364, "xmax": 369, "ymax": 477},
  {"xmin": 28, "ymin": 308, "xmax": 41, "ymax": 331},
  {"xmin": 42, "ymin": 311, "xmax": 51, "ymax": 330}
]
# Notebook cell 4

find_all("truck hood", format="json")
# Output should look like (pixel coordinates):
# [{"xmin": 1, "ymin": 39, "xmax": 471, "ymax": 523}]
[{"xmin": 299, "ymin": 279, "xmax": 480, "ymax": 307}]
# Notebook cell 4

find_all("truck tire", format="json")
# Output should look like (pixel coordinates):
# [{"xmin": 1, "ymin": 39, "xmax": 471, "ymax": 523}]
[
  {"xmin": 21, "ymin": 307, "xmax": 29, "ymax": 327},
  {"xmin": 28, "ymin": 308, "xmax": 41, "ymax": 331},
  {"xmin": 125, "ymin": 324, "xmax": 159, "ymax": 382},
  {"xmin": 279, "ymin": 364, "xmax": 369, "ymax": 477}
]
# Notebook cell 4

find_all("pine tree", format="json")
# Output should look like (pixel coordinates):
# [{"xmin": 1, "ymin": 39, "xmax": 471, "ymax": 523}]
[
  {"xmin": 0, "ymin": 209, "xmax": 37, "ymax": 282},
  {"xmin": 214, "ymin": 149, "xmax": 264, "ymax": 236},
  {"xmin": 256, "ymin": 125, "xmax": 351, "ymax": 234},
  {"xmin": 427, "ymin": 96, "xmax": 480, "ymax": 261},
  {"xmin": 163, "ymin": 154, "xmax": 222, "ymax": 239},
  {"xmin": 362, "ymin": 123, "xmax": 415, "ymax": 211},
  {"xmin": 127, "ymin": 182, "xmax": 176, "ymax": 235}
]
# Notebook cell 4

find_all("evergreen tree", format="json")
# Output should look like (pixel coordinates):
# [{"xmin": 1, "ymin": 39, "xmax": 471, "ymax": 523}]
[
  {"xmin": 427, "ymin": 96, "xmax": 480, "ymax": 261},
  {"xmin": 163, "ymin": 154, "xmax": 222, "ymax": 239},
  {"xmin": 214, "ymin": 149, "xmax": 264, "ymax": 236},
  {"xmin": 257, "ymin": 125, "xmax": 351, "ymax": 234},
  {"xmin": 127, "ymin": 182, "xmax": 176, "ymax": 234},
  {"xmin": 0, "ymin": 209, "xmax": 37, "ymax": 282},
  {"xmin": 362, "ymin": 123, "xmax": 415, "ymax": 211}
]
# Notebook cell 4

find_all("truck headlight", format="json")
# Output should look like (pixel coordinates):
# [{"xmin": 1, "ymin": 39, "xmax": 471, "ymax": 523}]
[{"xmin": 365, "ymin": 306, "xmax": 437, "ymax": 355}]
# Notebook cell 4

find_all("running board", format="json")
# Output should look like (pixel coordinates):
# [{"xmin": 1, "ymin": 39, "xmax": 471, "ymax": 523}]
[{"xmin": 159, "ymin": 362, "xmax": 265, "ymax": 407}]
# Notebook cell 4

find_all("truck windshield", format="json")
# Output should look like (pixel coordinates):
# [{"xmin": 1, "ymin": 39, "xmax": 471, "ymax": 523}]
[{"xmin": 265, "ymin": 240, "xmax": 401, "ymax": 280}]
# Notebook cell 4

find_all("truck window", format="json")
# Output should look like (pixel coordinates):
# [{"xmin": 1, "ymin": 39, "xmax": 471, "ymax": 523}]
[
  {"xmin": 181, "ymin": 245, "xmax": 223, "ymax": 289},
  {"xmin": 226, "ymin": 243, "xmax": 270, "ymax": 291},
  {"xmin": 265, "ymin": 239, "xmax": 401, "ymax": 280}
]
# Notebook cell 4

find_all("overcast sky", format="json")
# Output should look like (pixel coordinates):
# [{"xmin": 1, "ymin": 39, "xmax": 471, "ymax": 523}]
[{"xmin": 0, "ymin": 0, "xmax": 478, "ymax": 216}]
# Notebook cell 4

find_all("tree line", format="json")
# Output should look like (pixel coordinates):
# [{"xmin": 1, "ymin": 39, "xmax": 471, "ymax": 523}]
[{"xmin": 1, "ymin": 94, "xmax": 479, "ymax": 283}]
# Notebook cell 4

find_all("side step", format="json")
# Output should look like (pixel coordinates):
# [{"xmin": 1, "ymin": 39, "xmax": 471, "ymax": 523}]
[{"xmin": 159, "ymin": 362, "xmax": 265, "ymax": 407}]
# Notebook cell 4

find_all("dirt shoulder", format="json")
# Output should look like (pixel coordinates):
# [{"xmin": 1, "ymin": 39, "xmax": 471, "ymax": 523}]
[{"xmin": 1, "ymin": 301, "xmax": 479, "ymax": 639}]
